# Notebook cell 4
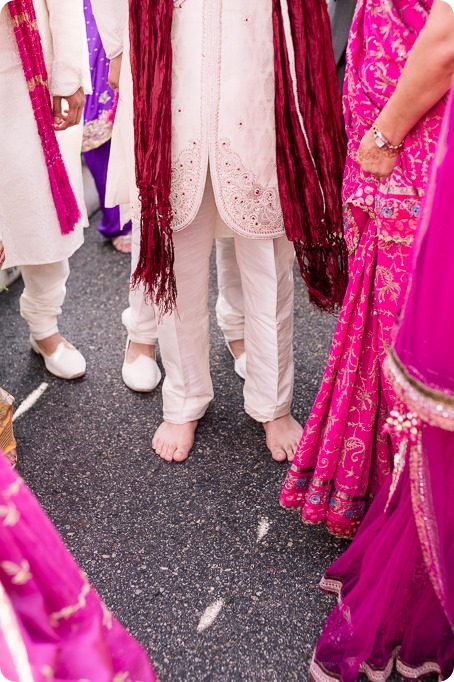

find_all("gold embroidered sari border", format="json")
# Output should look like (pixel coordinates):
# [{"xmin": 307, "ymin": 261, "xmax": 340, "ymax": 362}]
[
  {"xmin": 385, "ymin": 351, "xmax": 454, "ymax": 431},
  {"xmin": 310, "ymin": 636, "xmax": 443, "ymax": 681}
]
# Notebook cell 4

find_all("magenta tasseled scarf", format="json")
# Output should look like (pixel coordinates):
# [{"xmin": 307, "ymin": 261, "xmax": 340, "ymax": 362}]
[
  {"xmin": 8, "ymin": 0, "xmax": 80, "ymax": 235},
  {"xmin": 129, "ymin": 0, "xmax": 347, "ymax": 314}
]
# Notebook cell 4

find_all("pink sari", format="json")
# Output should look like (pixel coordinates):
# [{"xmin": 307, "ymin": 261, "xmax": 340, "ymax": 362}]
[
  {"xmin": 281, "ymin": 0, "xmax": 446, "ymax": 538},
  {"xmin": 310, "ymin": 88, "xmax": 454, "ymax": 682},
  {"xmin": 0, "ymin": 456, "xmax": 157, "ymax": 681}
]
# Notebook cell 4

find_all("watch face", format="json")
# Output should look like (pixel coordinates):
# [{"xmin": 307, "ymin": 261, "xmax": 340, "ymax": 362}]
[{"xmin": 374, "ymin": 134, "xmax": 387, "ymax": 149}]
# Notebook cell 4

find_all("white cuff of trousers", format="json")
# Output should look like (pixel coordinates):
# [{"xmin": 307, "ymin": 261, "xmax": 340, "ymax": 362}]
[
  {"xmin": 162, "ymin": 393, "xmax": 213, "ymax": 425},
  {"xmin": 121, "ymin": 306, "xmax": 158, "ymax": 345},
  {"xmin": 244, "ymin": 402, "xmax": 293, "ymax": 424}
]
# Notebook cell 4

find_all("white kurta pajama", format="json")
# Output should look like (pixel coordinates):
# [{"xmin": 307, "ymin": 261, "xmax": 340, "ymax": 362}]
[
  {"xmin": 0, "ymin": 0, "xmax": 90, "ymax": 338},
  {"xmin": 92, "ymin": 0, "xmax": 295, "ymax": 422}
]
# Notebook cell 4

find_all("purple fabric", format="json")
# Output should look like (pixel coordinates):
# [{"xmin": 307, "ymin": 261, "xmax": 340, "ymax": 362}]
[
  {"xmin": 310, "ymin": 92, "xmax": 454, "ymax": 681},
  {"xmin": 83, "ymin": 0, "xmax": 115, "ymax": 130},
  {"xmin": 83, "ymin": 0, "xmax": 131, "ymax": 239},
  {"xmin": 84, "ymin": 141, "xmax": 131, "ymax": 240},
  {"xmin": 0, "ymin": 455, "xmax": 156, "ymax": 680},
  {"xmin": 311, "ymin": 439, "xmax": 454, "ymax": 681}
]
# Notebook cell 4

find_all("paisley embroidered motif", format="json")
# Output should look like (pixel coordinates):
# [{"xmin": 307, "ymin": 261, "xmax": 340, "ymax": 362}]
[
  {"xmin": 215, "ymin": 139, "xmax": 284, "ymax": 237},
  {"xmin": 170, "ymin": 141, "xmax": 203, "ymax": 229}
]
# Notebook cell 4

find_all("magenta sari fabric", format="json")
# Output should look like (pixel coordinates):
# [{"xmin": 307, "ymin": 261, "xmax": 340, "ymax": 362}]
[
  {"xmin": 309, "ymin": 91, "xmax": 454, "ymax": 682},
  {"xmin": 280, "ymin": 0, "xmax": 446, "ymax": 538},
  {"xmin": 0, "ymin": 455, "xmax": 156, "ymax": 681}
]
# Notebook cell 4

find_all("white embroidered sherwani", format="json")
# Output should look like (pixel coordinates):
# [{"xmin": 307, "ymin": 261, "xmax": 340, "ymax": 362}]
[
  {"xmin": 93, "ymin": 0, "xmax": 296, "ymax": 425},
  {"xmin": 92, "ymin": 0, "xmax": 286, "ymax": 239},
  {"xmin": 0, "ymin": 0, "xmax": 90, "ymax": 269}
]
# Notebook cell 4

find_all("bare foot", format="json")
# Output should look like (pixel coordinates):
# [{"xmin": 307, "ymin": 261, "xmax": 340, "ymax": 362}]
[
  {"xmin": 126, "ymin": 341, "xmax": 156, "ymax": 364},
  {"xmin": 4, "ymin": 448, "xmax": 17, "ymax": 469},
  {"xmin": 112, "ymin": 234, "xmax": 132, "ymax": 253},
  {"xmin": 263, "ymin": 414, "xmax": 303, "ymax": 462},
  {"xmin": 152, "ymin": 421, "xmax": 198, "ymax": 463},
  {"xmin": 227, "ymin": 339, "xmax": 245, "ymax": 359},
  {"xmin": 35, "ymin": 333, "xmax": 72, "ymax": 356}
]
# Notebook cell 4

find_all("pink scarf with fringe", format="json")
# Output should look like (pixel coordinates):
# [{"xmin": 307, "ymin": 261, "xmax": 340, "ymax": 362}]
[
  {"xmin": 8, "ymin": 0, "xmax": 80, "ymax": 235},
  {"xmin": 129, "ymin": 0, "xmax": 347, "ymax": 315}
]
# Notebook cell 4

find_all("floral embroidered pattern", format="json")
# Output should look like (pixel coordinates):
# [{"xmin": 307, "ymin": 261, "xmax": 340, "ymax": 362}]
[
  {"xmin": 1, "ymin": 560, "xmax": 32, "ymax": 585},
  {"xmin": 0, "ymin": 502, "xmax": 19, "ymax": 527},
  {"xmin": 170, "ymin": 141, "xmax": 203, "ymax": 229},
  {"xmin": 50, "ymin": 581, "xmax": 90, "ymax": 626},
  {"xmin": 280, "ymin": 0, "xmax": 444, "ymax": 538},
  {"xmin": 82, "ymin": 109, "xmax": 113, "ymax": 153},
  {"xmin": 214, "ymin": 139, "xmax": 284, "ymax": 238}
]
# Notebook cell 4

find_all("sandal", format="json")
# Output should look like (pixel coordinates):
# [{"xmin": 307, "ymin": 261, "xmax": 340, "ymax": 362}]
[{"xmin": 112, "ymin": 234, "xmax": 132, "ymax": 253}]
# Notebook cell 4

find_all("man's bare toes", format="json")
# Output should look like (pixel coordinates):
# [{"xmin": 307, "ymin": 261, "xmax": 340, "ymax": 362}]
[
  {"xmin": 174, "ymin": 450, "xmax": 189, "ymax": 463},
  {"xmin": 163, "ymin": 444, "xmax": 176, "ymax": 462},
  {"xmin": 286, "ymin": 449, "xmax": 295, "ymax": 462},
  {"xmin": 271, "ymin": 448, "xmax": 287, "ymax": 463}
]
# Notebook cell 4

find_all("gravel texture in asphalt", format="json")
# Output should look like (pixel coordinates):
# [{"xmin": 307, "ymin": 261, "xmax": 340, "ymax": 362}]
[{"xmin": 0, "ymin": 215, "xmax": 410, "ymax": 681}]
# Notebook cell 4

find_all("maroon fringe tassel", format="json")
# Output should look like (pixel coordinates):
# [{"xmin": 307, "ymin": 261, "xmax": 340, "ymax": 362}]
[
  {"xmin": 129, "ymin": 0, "xmax": 176, "ymax": 315},
  {"xmin": 273, "ymin": 0, "xmax": 348, "ymax": 312}
]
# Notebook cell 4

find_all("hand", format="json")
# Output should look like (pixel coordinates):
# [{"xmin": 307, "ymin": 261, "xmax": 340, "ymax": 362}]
[
  {"xmin": 356, "ymin": 128, "xmax": 399, "ymax": 180},
  {"xmin": 108, "ymin": 53, "xmax": 123, "ymax": 91},
  {"xmin": 53, "ymin": 87, "xmax": 85, "ymax": 131}
]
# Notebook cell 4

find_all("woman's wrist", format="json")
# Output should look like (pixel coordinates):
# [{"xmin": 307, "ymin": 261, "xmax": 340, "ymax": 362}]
[
  {"xmin": 371, "ymin": 122, "xmax": 404, "ymax": 156},
  {"xmin": 375, "ymin": 115, "xmax": 406, "ymax": 149}
]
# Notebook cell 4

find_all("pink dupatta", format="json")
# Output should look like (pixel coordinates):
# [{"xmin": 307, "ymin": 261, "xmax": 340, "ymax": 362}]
[{"xmin": 8, "ymin": 0, "xmax": 80, "ymax": 235}]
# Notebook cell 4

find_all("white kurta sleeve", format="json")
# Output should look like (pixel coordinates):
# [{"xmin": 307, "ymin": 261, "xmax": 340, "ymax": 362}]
[
  {"xmin": 90, "ymin": 0, "xmax": 128, "ymax": 59},
  {"xmin": 45, "ymin": 0, "xmax": 91, "ymax": 96}
]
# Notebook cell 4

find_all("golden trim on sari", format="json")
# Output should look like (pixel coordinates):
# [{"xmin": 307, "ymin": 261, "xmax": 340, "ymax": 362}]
[{"xmin": 385, "ymin": 351, "xmax": 454, "ymax": 431}]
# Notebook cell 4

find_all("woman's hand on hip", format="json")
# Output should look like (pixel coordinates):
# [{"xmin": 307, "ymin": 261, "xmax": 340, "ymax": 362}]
[{"xmin": 356, "ymin": 128, "xmax": 399, "ymax": 180}]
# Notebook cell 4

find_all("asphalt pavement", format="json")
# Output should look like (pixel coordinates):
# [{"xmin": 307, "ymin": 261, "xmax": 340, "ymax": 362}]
[{"xmin": 0, "ymin": 214, "xmax": 410, "ymax": 681}]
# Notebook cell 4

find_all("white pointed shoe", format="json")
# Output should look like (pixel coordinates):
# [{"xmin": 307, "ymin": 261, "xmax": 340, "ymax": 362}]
[
  {"xmin": 30, "ymin": 336, "xmax": 86, "ymax": 380},
  {"xmin": 226, "ymin": 340, "xmax": 247, "ymax": 380},
  {"xmin": 122, "ymin": 339, "xmax": 162, "ymax": 392}
]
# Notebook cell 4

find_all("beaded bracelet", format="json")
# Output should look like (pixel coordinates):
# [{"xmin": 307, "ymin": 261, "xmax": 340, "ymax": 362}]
[{"xmin": 372, "ymin": 122, "xmax": 405, "ymax": 152}]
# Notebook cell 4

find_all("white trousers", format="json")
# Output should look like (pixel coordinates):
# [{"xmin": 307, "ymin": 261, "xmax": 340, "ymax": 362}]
[
  {"xmin": 158, "ymin": 173, "xmax": 295, "ymax": 424},
  {"xmin": 215, "ymin": 238, "xmax": 244, "ymax": 342},
  {"xmin": 19, "ymin": 260, "xmax": 70, "ymax": 340},
  {"xmin": 122, "ymin": 223, "xmax": 245, "ymax": 345},
  {"xmin": 121, "ymin": 219, "xmax": 158, "ymax": 345}
]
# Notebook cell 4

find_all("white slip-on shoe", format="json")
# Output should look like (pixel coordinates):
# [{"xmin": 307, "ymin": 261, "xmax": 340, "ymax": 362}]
[
  {"xmin": 226, "ymin": 340, "xmax": 247, "ymax": 380},
  {"xmin": 30, "ymin": 336, "xmax": 86, "ymax": 380},
  {"xmin": 122, "ymin": 338, "xmax": 162, "ymax": 392}
]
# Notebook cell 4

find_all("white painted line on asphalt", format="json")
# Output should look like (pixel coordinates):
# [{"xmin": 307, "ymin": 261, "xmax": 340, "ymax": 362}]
[
  {"xmin": 257, "ymin": 517, "xmax": 270, "ymax": 543},
  {"xmin": 12, "ymin": 383, "xmax": 49, "ymax": 422},
  {"xmin": 197, "ymin": 599, "xmax": 224, "ymax": 633}
]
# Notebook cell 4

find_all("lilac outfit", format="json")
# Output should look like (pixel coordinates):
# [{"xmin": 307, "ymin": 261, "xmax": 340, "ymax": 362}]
[
  {"xmin": 0, "ymin": 454, "xmax": 156, "ymax": 681},
  {"xmin": 83, "ymin": 0, "xmax": 131, "ymax": 240},
  {"xmin": 310, "ymin": 91, "xmax": 454, "ymax": 682}
]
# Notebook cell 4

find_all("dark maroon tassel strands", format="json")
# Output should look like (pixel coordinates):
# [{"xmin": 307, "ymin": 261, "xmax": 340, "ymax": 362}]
[
  {"xmin": 129, "ymin": 0, "xmax": 176, "ymax": 315},
  {"xmin": 273, "ymin": 0, "xmax": 348, "ymax": 313}
]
